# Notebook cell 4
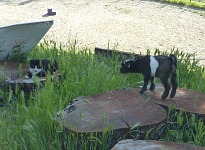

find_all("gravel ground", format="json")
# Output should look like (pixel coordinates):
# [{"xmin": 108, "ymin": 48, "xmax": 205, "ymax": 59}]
[{"xmin": 0, "ymin": 0, "xmax": 205, "ymax": 61}]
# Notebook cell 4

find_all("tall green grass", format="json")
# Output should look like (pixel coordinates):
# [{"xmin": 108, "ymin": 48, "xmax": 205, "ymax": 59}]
[
  {"xmin": 163, "ymin": 108, "xmax": 205, "ymax": 145},
  {"xmin": 0, "ymin": 41, "xmax": 205, "ymax": 149}
]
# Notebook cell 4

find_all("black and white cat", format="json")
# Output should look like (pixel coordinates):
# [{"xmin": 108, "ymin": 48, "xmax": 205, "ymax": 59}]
[{"xmin": 28, "ymin": 58, "xmax": 58, "ymax": 78}]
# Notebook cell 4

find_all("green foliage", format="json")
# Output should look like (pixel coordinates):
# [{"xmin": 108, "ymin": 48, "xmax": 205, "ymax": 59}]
[
  {"xmin": 163, "ymin": 109, "xmax": 205, "ymax": 146},
  {"xmin": 7, "ymin": 45, "xmax": 29, "ymax": 63},
  {"xmin": 160, "ymin": 0, "xmax": 205, "ymax": 9},
  {"xmin": 0, "ymin": 41, "xmax": 205, "ymax": 149}
]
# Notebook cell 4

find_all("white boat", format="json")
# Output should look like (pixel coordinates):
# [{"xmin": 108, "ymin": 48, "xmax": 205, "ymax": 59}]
[{"xmin": 0, "ymin": 20, "xmax": 53, "ymax": 60}]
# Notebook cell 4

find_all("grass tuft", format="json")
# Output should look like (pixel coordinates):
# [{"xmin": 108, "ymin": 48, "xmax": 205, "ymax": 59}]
[{"xmin": 0, "ymin": 41, "xmax": 205, "ymax": 149}]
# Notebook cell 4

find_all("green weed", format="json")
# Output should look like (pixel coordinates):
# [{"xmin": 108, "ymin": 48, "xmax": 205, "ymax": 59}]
[
  {"xmin": 159, "ymin": 0, "xmax": 205, "ymax": 9},
  {"xmin": 0, "ymin": 41, "xmax": 205, "ymax": 149}
]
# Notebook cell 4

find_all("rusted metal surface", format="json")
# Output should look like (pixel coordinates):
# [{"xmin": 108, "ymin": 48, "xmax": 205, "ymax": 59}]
[
  {"xmin": 143, "ymin": 84, "xmax": 205, "ymax": 115},
  {"xmin": 56, "ymin": 89, "xmax": 166, "ymax": 134},
  {"xmin": 0, "ymin": 61, "xmax": 47, "ymax": 94},
  {"xmin": 111, "ymin": 139, "xmax": 205, "ymax": 150},
  {"xmin": 94, "ymin": 47, "xmax": 135, "ymax": 61},
  {"xmin": 56, "ymin": 85, "xmax": 205, "ymax": 135},
  {"xmin": 0, "ymin": 60, "xmax": 29, "ymax": 80}
]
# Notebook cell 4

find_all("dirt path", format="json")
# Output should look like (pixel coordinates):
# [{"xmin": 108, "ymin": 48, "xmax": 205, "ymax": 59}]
[{"xmin": 0, "ymin": 0, "xmax": 205, "ymax": 59}]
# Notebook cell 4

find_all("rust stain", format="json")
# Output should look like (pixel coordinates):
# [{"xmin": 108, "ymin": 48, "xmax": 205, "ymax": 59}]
[{"xmin": 57, "ymin": 88, "xmax": 166, "ymax": 133}]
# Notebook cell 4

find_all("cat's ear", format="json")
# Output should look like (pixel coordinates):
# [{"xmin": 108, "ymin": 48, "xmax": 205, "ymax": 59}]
[
  {"xmin": 29, "ymin": 59, "xmax": 35, "ymax": 67},
  {"xmin": 30, "ymin": 59, "xmax": 39, "ymax": 63}
]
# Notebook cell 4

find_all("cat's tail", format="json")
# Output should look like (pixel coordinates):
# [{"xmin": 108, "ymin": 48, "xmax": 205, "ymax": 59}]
[{"xmin": 53, "ymin": 60, "xmax": 58, "ymax": 71}]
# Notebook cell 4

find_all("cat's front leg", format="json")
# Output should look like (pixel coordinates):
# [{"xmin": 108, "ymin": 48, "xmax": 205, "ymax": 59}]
[
  {"xmin": 36, "ymin": 70, "xmax": 47, "ymax": 77},
  {"xmin": 28, "ymin": 72, "xmax": 33, "ymax": 78}
]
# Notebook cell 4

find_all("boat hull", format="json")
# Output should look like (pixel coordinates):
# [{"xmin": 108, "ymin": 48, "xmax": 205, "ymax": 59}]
[{"xmin": 0, "ymin": 20, "xmax": 53, "ymax": 60}]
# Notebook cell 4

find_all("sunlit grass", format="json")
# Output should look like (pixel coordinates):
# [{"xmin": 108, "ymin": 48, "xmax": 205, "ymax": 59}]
[
  {"xmin": 160, "ymin": 0, "xmax": 205, "ymax": 9},
  {"xmin": 163, "ymin": 109, "xmax": 205, "ymax": 145},
  {"xmin": 0, "ymin": 41, "xmax": 205, "ymax": 149}
]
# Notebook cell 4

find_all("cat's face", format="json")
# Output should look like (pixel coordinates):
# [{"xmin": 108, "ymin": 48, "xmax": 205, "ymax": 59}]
[{"xmin": 29, "ymin": 59, "xmax": 42, "ymax": 75}]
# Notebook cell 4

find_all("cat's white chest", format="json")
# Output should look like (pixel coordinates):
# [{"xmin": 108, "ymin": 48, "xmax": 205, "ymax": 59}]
[{"xmin": 29, "ymin": 66, "xmax": 42, "ymax": 75}]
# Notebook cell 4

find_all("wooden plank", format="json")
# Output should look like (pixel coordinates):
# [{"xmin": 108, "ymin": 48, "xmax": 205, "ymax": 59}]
[{"xmin": 94, "ymin": 47, "xmax": 135, "ymax": 60}]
